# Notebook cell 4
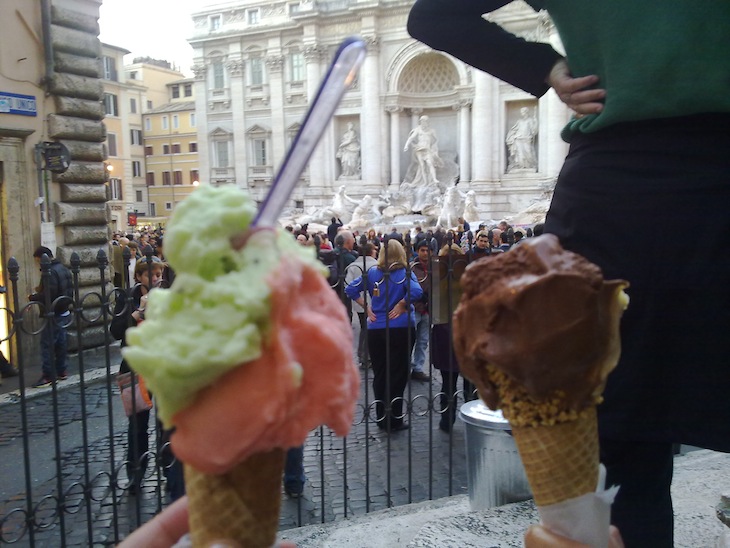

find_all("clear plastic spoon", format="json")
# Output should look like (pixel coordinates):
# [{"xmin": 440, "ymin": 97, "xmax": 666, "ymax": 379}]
[{"xmin": 252, "ymin": 37, "xmax": 367, "ymax": 228}]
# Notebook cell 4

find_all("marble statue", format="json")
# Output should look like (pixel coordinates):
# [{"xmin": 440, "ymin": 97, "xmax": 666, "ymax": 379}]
[
  {"xmin": 435, "ymin": 184, "xmax": 465, "ymax": 228},
  {"xmin": 380, "ymin": 189, "xmax": 412, "ymax": 219},
  {"xmin": 316, "ymin": 185, "xmax": 359, "ymax": 223},
  {"xmin": 506, "ymin": 107, "xmax": 538, "ymax": 172},
  {"xmin": 463, "ymin": 190, "xmax": 479, "ymax": 225},
  {"xmin": 349, "ymin": 194, "xmax": 381, "ymax": 227},
  {"xmin": 295, "ymin": 117, "xmax": 465, "ymax": 227},
  {"xmin": 336, "ymin": 122, "xmax": 361, "ymax": 178},
  {"xmin": 404, "ymin": 115, "xmax": 443, "ymax": 188}
]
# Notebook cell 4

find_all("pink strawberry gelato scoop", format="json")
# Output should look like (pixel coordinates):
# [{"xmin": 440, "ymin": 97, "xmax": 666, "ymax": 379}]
[{"xmin": 171, "ymin": 256, "xmax": 358, "ymax": 474}]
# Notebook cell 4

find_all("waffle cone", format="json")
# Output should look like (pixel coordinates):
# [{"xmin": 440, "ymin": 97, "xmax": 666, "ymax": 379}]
[
  {"xmin": 184, "ymin": 448, "xmax": 285, "ymax": 547},
  {"xmin": 511, "ymin": 406, "xmax": 599, "ymax": 507}
]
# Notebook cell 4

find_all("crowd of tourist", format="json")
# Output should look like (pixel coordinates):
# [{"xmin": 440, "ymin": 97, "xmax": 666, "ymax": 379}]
[
  {"xmin": 288, "ymin": 219, "xmax": 543, "ymax": 434},
  {"xmin": 108, "ymin": 219, "xmax": 539, "ymax": 500}
]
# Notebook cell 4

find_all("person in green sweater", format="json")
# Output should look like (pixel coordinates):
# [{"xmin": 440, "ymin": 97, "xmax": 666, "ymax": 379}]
[{"xmin": 408, "ymin": 2, "xmax": 730, "ymax": 547}]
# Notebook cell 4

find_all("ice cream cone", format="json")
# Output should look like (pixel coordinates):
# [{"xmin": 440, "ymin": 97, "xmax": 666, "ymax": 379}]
[
  {"xmin": 511, "ymin": 406, "xmax": 599, "ymax": 507},
  {"xmin": 184, "ymin": 448, "xmax": 286, "ymax": 547}
]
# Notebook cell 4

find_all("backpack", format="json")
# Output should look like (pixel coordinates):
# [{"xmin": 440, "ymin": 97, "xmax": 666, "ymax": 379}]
[{"xmin": 50, "ymin": 262, "xmax": 73, "ymax": 314}]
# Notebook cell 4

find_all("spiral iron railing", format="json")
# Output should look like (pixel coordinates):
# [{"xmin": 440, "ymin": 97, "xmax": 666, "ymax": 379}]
[{"xmin": 0, "ymin": 233, "xmax": 487, "ymax": 546}]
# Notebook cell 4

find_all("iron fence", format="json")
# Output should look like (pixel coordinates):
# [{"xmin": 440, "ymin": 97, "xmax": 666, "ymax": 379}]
[{"xmin": 0, "ymin": 234, "xmax": 488, "ymax": 546}]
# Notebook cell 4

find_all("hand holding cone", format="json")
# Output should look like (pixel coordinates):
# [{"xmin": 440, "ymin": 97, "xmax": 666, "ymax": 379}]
[{"xmin": 453, "ymin": 235, "xmax": 629, "ymax": 542}]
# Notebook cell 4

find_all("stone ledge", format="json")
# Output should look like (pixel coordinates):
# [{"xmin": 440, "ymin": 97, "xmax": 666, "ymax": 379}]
[{"xmin": 281, "ymin": 450, "xmax": 730, "ymax": 547}]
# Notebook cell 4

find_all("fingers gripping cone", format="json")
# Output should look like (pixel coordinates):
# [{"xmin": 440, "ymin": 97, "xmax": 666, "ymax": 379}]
[
  {"xmin": 511, "ymin": 407, "xmax": 599, "ymax": 506},
  {"xmin": 184, "ymin": 448, "xmax": 285, "ymax": 547}
]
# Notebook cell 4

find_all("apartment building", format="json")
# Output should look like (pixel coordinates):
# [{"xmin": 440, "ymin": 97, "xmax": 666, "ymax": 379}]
[
  {"xmin": 143, "ymin": 78, "xmax": 199, "ymax": 223},
  {"xmin": 101, "ymin": 50, "xmax": 185, "ymax": 232}
]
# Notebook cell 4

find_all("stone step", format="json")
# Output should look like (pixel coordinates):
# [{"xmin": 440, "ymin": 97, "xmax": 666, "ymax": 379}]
[{"xmin": 280, "ymin": 449, "xmax": 730, "ymax": 547}]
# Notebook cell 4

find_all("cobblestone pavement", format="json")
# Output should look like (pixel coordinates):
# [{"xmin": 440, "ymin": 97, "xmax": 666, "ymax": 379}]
[{"xmin": 0, "ymin": 337, "xmax": 471, "ymax": 546}]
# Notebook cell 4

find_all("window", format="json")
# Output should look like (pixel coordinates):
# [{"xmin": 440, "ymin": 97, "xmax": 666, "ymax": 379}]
[
  {"xmin": 135, "ymin": 190, "xmax": 143, "ymax": 202},
  {"xmin": 253, "ymin": 138, "xmax": 267, "ymax": 166},
  {"xmin": 162, "ymin": 171, "xmax": 171, "ymax": 186},
  {"xmin": 171, "ymin": 85, "xmax": 180, "ymax": 99},
  {"xmin": 144, "ymin": 118, "xmax": 151, "ymax": 131},
  {"xmin": 165, "ymin": 202, "xmax": 173, "ymax": 211},
  {"xmin": 102, "ymin": 56, "xmax": 117, "ymax": 81},
  {"xmin": 144, "ymin": 145, "xmax": 153, "ymax": 156},
  {"xmin": 103, "ymin": 93, "xmax": 118, "ymax": 116},
  {"xmin": 249, "ymin": 57, "xmax": 264, "ymax": 85},
  {"xmin": 107, "ymin": 133, "xmax": 118, "ymax": 156},
  {"xmin": 132, "ymin": 160, "xmax": 142, "ymax": 177},
  {"xmin": 210, "ymin": 15, "xmax": 221, "ymax": 30},
  {"xmin": 289, "ymin": 2, "xmax": 301, "ymax": 15},
  {"xmin": 162, "ymin": 116, "xmax": 169, "ymax": 130},
  {"xmin": 163, "ymin": 144, "xmax": 170, "ymax": 155},
  {"xmin": 150, "ymin": 202, "xmax": 156, "ymax": 216},
  {"xmin": 174, "ymin": 171, "xmax": 183, "ymax": 185},
  {"xmin": 146, "ymin": 172, "xmax": 155, "ymax": 186},
  {"xmin": 184, "ymin": 84, "xmax": 193, "ymax": 97},
  {"xmin": 130, "ymin": 98, "xmax": 137, "ymax": 114},
  {"xmin": 109, "ymin": 177, "xmax": 122, "ymax": 200},
  {"xmin": 190, "ymin": 169, "xmax": 199, "ymax": 183},
  {"xmin": 212, "ymin": 62, "xmax": 225, "ymax": 89},
  {"xmin": 172, "ymin": 115, "xmax": 179, "ymax": 129},
  {"xmin": 130, "ymin": 129, "xmax": 143, "ymax": 145},
  {"xmin": 290, "ymin": 52, "xmax": 304, "ymax": 81},
  {"xmin": 129, "ymin": 71, "xmax": 138, "ymax": 80},
  {"xmin": 147, "ymin": 100, "xmax": 153, "ymax": 110},
  {"xmin": 190, "ymin": 113, "xmax": 196, "ymax": 127},
  {"xmin": 171, "ymin": 144, "xmax": 181, "ymax": 154},
  {"xmin": 189, "ymin": 142, "xmax": 198, "ymax": 153},
  {"xmin": 295, "ymin": 199, "xmax": 304, "ymax": 209},
  {"xmin": 247, "ymin": 8, "xmax": 259, "ymax": 24},
  {"xmin": 215, "ymin": 141, "xmax": 229, "ymax": 167}
]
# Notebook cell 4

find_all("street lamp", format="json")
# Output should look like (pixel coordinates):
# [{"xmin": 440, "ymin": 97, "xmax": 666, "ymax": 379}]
[
  {"xmin": 104, "ymin": 162, "xmax": 114, "ymax": 200},
  {"xmin": 192, "ymin": 180, "xmax": 199, "ymax": 187}
]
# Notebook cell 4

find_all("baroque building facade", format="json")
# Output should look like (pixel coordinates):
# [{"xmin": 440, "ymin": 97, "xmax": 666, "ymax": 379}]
[{"xmin": 189, "ymin": 0, "xmax": 571, "ymax": 224}]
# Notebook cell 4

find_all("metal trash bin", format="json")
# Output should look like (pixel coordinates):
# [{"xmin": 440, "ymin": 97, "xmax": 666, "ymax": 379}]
[{"xmin": 459, "ymin": 399, "xmax": 532, "ymax": 510}]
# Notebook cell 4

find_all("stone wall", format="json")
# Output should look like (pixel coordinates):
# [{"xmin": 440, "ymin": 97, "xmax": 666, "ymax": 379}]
[{"xmin": 46, "ymin": 5, "xmax": 110, "ymax": 348}]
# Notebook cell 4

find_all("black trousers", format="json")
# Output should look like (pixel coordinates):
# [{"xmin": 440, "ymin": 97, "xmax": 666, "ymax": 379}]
[
  {"xmin": 367, "ymin": 327, "xmax": 414, "ymax": 429},
  {"xmin": 601, "ymin": 439, "xmax": 674, "ymax": 547},
  {"xmin": 546, "ymin": 114, "xmax": 730, "ymax": 547},
  {"xmin": 438, "ymin": 371, "xmax": 475, "ymax": 428},
  {"xmin": 127, "ymin": 409, "xmax": 150, "ymax": 486}
]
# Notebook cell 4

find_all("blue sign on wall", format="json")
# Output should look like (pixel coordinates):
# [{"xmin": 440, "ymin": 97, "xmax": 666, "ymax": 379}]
[{"xmin": 0, "ymin": 92, "xmax": 37, "ymax": 117}]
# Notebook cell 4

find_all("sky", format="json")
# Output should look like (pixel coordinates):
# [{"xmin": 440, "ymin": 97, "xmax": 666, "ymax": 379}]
[{"xmin": 98, "ymin": 0, "xmax": 217, "ymax": 76}]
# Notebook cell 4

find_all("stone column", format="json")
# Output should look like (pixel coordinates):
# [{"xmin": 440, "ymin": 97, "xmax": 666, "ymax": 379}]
[
  {"xmin": 541, "ymin": 89, "xmax": 570, "ymax": 178},
  {"xmin": 386, "ymin": 106, "xmax": 402, "ymax": 188},
  {"xmin": 471, "ymin": 71, "xmax": 495, "ymax": 183},
  {"xmin": 457, "ymin": 99, "xmax": 472, "ymax": 183},
  {"xmin": 304, "ymin": 44, "xmax": 325, "ymax": 187},
  {"xmin": 192, "ymin": 62, "xmax": 210, "ymax": 186},
  {"xmin": 359, "ymin": 35, "xmax": 381, "ymax": 186},
  {"xmin": 227, "ymin": 55, "xmax": 247, "ymax": 189},
  {"xmin": 266, "ymin": 53, "xmax": 286, "ymax": 170}
]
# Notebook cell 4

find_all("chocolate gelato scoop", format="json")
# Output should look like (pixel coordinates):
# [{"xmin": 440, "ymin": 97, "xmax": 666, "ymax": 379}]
[{"xmin": 453, "ymin": 234, "xmax": 628, "ymax": 418}]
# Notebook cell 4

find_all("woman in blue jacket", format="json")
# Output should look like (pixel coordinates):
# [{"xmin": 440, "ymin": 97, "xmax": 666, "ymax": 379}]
[{"xmin": 346, "ymin": 238, "xmax": 423, "ymax": 431}]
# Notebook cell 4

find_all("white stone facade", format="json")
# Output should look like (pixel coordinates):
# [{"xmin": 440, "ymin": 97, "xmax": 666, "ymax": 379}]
[{"xmin": 189, "ymin": 0, "xmax": 571, "ymax": 224}]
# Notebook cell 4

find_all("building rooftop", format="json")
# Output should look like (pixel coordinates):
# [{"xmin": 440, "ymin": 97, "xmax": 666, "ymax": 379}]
[
  {"xmin": 145, "ymin": 101, "xmax": 196, "ymax": 114},
  {"xmin": 169, "ymin": 77, "xmax": 195, "ymax": 85}
]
